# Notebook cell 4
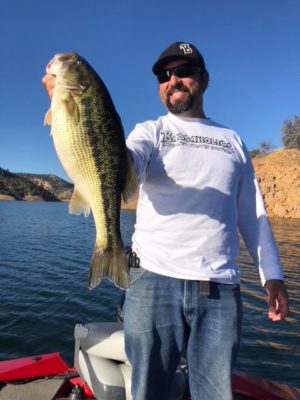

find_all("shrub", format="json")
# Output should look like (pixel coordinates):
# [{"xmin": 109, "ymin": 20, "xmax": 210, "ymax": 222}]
[{"xmin": 282, "ymin": 116, "xmax": 300, "ymax": 149}]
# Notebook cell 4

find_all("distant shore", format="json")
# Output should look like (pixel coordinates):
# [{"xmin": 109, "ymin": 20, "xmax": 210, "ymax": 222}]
[
  {"xmin": 0, "ymin": 193, "xmax": 138, "ymax": 212},
  {"xmin": 0, "ymin": 195, "xmax": 15, "ymax": 201},
  {"xmin": 0, "ymin": 194, "xmax": 137, "ymax": 211}
]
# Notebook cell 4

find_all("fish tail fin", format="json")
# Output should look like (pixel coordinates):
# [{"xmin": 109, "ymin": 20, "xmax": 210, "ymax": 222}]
[
  {"xmin": 69, "ymin": 187, "xmax": 91, "ymax": 217},
  {"xmin": 122, "ymin": 152, "xmax": 138, "ymax": 203},
  {"xmin": 88, "ymin": 245, "xmax": 130, "ymax": 290}
]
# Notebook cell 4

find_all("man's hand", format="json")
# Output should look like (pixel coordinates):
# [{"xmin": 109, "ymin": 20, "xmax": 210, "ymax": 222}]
[
  {"xmin": 42, "ymin": 74, "xmax": 56, "ymax": 98},
  {"xmin": 265, "ymin": 279, "xmax": 289, "ymax": 321}
]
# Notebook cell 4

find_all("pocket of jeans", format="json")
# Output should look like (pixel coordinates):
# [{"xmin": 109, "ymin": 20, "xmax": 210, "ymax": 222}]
[{"xmin": 129, "ymin": 267, "xmax": 147, "ymax": 285}]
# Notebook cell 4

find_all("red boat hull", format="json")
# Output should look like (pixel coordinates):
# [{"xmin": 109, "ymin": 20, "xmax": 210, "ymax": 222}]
[
  {"xmin": 0, "ymin": 353, "xmax": 94, "ymax": 398},
  {"xmin": 0, "ymin": 353, "xmax": 70, "ymax": 381},
  {"xmin": 0, "ymin": 353, "xmax": 299, "ymax": 400}
]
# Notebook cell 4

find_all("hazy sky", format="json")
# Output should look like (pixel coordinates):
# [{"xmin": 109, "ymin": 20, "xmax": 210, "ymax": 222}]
[{"xmin": 1, "ymin": 0, "xmax": 299, "ymax": 180}]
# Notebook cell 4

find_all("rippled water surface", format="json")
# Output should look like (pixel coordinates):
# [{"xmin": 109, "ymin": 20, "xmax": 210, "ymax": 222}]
[{"xmin": 0, "ymin": 202, "xmax": 299, "ymax": 387}]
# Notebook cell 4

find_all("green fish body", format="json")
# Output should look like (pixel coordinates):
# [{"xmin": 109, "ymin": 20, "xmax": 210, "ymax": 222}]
[{"xmin": 45, "ymin": 53, "xmax": 137, "ymax": 289}]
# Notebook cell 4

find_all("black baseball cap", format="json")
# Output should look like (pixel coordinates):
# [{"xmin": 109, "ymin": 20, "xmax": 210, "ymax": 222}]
[{"xmin": 152, "ymin": 41, "xmax": 206, "ymax": 75}]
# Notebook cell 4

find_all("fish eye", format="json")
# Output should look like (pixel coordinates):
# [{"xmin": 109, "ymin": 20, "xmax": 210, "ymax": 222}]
[{"xmin": 76, "ymin": 58, "xmax": 82, "ymax": 64}]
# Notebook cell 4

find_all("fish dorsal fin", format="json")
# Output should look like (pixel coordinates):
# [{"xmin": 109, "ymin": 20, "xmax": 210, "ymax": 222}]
[
  {"xmin": 69, "ymin": 187, "xmax": 91, "ymax": 217},
  {"xmin": 61, "ymin": 93, "xmax": 80, "ymax": 124},
  {"xmin": 44, "ymin": 109, "xmax": 52, "ymax": 126},
  {"xmin": 122, "ymin": 152, "xmax": 139, "ymax": 204}
]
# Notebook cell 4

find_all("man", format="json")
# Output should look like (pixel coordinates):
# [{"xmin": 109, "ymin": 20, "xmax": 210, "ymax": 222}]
[{"xmin": 43, "ymin": 41, "xmax": 289, "ymax": 400}]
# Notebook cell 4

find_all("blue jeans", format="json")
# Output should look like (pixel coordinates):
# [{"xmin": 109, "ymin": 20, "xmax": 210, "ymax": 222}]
[{"xmin": 123, "ymin": 268, "xmax": 242, "ymax": 400}]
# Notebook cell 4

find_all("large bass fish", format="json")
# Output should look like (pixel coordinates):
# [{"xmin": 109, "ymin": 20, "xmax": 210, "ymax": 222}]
[{"xmin": 44, "ymin": 53, "xmax": 137, "ymax": 289}]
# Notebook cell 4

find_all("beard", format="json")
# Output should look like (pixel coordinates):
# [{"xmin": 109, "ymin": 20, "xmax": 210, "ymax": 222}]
[{"xmin": 166, "ymin": 83, "xmax": 195, "ymax": 115}]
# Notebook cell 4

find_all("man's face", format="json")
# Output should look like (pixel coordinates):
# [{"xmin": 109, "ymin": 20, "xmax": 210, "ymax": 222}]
[{"xmin": 158, "ymin": 59, "xmax": 207, "ymax": 117}]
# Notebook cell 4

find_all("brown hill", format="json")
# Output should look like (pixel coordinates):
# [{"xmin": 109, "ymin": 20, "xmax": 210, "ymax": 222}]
[
  {"xmin": 0, "ymin": 168, "xmax": 73, "ymax": 202},
  {"xmin": 252, "ymin": 148, "xmax": 300, "ymax": 218},
  {"xmin": 19, "ymin": 173, "xmax": 73, "ymax": 201},
  {"xmin": 121, "ymin": 196, "xmax": 138, "ymax": 211}
]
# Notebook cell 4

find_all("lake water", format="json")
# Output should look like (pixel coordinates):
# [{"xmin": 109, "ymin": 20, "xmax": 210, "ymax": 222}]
[{"xmin": 0, "ymin": 201, "xmax": 299, "ymax": 387}]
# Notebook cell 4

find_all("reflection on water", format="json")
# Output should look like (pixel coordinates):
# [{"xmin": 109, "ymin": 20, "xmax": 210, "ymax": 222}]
[
  {"xmin": 0, "ymin": 203, "xmax": 299, "ymax": 387},
  {"xmin": 236, "ymin": 218, "xmax": 300, "ymax": 385}
]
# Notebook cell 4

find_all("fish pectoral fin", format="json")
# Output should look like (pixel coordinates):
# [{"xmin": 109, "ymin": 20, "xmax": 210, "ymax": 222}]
[
  {"xmin": 61, "ymin": 94, "xmax": 80, "ymax": 124},
  {"xmin": 44, "ymin": 109, "xmax": 52, "ymax": 126},
  {"xmin": 69, "ymin": 188, "xmax": 91, "ymax": 217},
  {"xmin": 122, "ymin": 153, "xmax": 139, "ymax": 203}
]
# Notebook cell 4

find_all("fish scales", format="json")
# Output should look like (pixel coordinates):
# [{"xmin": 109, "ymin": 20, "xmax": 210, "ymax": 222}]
[
  {"xmin": 80, "ymin": 86, "xmax": 126, "ymax": 249},
  {"xmin": 45, "ymin": 53, "xmax": 137, "ymax": 289},
  {"xmin": 53, "ymin": 91, "xmax": 115, "ymax": 250}
]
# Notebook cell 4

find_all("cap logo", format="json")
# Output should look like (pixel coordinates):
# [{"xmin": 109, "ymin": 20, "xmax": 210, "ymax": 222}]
[{"xmin": 179, "ymin": 43, "xmax": 193, "ymax": 54}]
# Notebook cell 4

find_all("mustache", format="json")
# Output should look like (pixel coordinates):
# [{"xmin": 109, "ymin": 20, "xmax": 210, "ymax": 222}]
[{"xmin": 167, "ymin": 83, "xmax": 189, "ymax": 97}]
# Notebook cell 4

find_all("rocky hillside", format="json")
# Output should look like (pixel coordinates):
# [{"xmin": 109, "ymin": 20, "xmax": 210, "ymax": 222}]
[
  {"xmin": 252, "ymin": 148, "xmax": 300, "ymax": 218},
  {"xmin": 0, "ymin": 168, "xmax": 73, "ymax": 202},
  {"xmin": 19, "ymin": 173, "xmax": 73, "ymax": 201}
]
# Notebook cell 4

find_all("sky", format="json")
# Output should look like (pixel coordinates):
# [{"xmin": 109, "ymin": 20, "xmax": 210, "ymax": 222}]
[{"xmin": 0, "ymin": 0, "xmax": 299, "ymax": 181}]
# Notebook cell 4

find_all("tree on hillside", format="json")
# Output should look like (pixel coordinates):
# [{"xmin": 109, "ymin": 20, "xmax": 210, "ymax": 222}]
[
  {"xmin": 282, "ymin": 116, "xmax": 300, "ymax": 149},
  {"xmin": 259, "ymin": 141, "xmax": 273, "ymax": 154},
  {"xmin": 249, "ymin": 141, "xmax": 274, "ymax": 158},
  {"xmin": 249, "ymin": 148, "xmax": 261, "ymax": 158}
]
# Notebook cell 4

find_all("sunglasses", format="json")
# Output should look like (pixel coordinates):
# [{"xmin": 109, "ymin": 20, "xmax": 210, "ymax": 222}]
[{"xmin": 157, "ymin": 63, "xmax": 200, "ymax": 84}]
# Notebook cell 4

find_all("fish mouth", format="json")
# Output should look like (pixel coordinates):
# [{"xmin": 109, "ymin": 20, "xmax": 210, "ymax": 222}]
[
  {"xmin": 46, "ymin": 53, "xmax": 79, "ymax": 75},
  {"xmin": 46, "ymin": 54, "xmax": 63, "ymax": 75}
]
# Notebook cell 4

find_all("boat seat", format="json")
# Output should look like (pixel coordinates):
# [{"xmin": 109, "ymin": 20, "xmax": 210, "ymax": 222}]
[{"xmin": 74, "ymin": 322, "xmax": 188, "ymax": 400}]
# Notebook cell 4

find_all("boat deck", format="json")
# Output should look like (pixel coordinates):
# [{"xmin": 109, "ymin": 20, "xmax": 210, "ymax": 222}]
[
  {"xmin": 0, "ymin": 379, "xmax": 257, "ymax": 400},
  {"xmin": 0, "ymin": 379, "xmax": 297, "ymax": 400},
  {"xmin": 0, "ymin": 377, "xmax": 68, "ymax": 400}
]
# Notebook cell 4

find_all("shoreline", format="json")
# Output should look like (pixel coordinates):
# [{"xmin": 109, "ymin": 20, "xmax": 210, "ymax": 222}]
[
  {"xmin": 0, "ymin": 195, "xmax": 137, "ymax": 212},
  {"xmin": 0, "ymin": 195, "xmax": 298, "ymax": 218}
]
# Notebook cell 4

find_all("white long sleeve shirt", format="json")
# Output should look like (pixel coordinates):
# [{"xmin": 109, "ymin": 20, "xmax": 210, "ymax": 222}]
[{"xmin": 126, "ymin": 113, "xmax": 283, "ymax": 286}]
